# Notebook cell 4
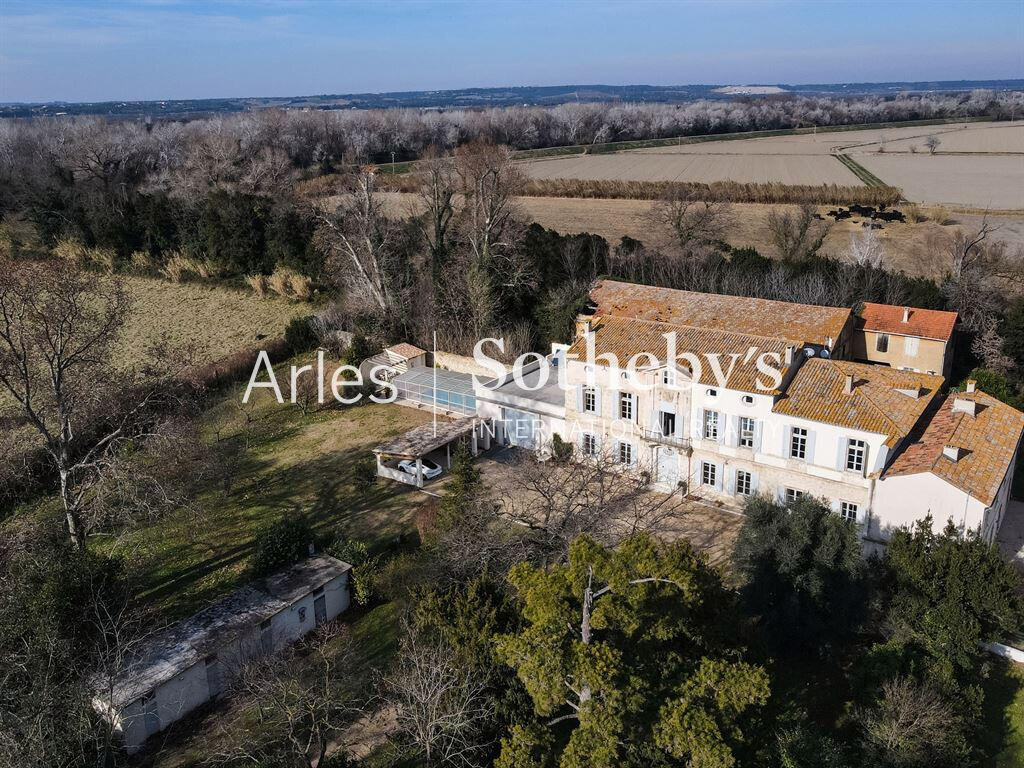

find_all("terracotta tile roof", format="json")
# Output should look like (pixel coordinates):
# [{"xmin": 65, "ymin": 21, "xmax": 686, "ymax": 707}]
[
  {"xmin": 385, "ymin": 343, "xmax": 427, "ymax": 360},
  {"xmin": 566, "ymin": 315, "xmax": 794, "ymax": 394},
  {"xmin": 772, "ymin": 359, "xmax": 944, "ymax": 446},
  {"xmin": 859, "ymin": 302, "xmax": 957, "ymax": 342},
  {"xmin": 885, "ymin": 390, "xmax": 1024, "ymax": 505},
  {"xmin": 588, "ymin": 279, "xmax": 852, "ymax": 348}
]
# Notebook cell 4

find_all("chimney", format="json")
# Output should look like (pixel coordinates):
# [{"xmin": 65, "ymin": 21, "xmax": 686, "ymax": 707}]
[
  {"xmin": 826, "ymin": 335, "xmax": 834, "ymax": 348},
  {"xmin": 582, "ymin": 319, "xmax": 592, "ymax": 336},
  {"xmin": 895, "ymin": 385, "xmax": 920, "ymax": 399},
  {"xmin": 784, "ymin": 346, "xmax": 794, "ymax": 365},
  {"xmin": 966, "ymin": 379, "xmax": 976, "ymax": 394},
  {"xmin": 952, "ymin": 397, "xmax": 977, "ymax": 417},
  {"xmin": 942, "ymin": 445, "xmax": 963, "ymax": 462},
  {"xmin": 843, "ymin": 373, "xmax": 854, "ymax": 395},
  {"xmin": 902, "ymin": 307, "xmax": 911, "ymax": 323}
]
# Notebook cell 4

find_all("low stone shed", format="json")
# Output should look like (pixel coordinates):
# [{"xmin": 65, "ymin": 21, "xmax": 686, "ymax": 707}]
[{"xmin": 92, "ymin": 555, "xmax": 352, "ymax": 753}]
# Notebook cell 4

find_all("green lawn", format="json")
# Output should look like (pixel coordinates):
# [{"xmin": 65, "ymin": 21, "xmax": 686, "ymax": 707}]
[
  {"xmin": 105, "ymin": 372, "xmax": 435, "ymax": 620},
  {"xmin": 984, "ymin": 661, "xmax": 1024, "ymax": 767}
]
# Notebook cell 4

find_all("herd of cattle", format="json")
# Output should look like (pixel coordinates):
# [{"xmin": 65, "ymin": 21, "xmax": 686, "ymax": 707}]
[{"xmin": 814, "ymin": 204, "xmax": 907, "ymax": 229}]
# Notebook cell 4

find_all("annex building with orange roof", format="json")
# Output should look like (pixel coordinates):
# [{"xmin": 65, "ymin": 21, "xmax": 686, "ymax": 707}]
[{"xmin": 502, "ymin": 279, "xmax": 1023, "ymax": 549}]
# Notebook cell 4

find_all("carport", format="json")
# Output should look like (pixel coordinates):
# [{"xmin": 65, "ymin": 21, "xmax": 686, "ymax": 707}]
[{"xmin": 373, "ymin": 418, "xmax": 492, "ymax": 488}]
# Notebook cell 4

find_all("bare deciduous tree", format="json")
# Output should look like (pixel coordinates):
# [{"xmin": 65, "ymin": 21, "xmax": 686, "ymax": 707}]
[
  {"xmin": 415, "ymin": 150, "xmax": 457, "ymax": 262},
  {"xmin": 380, "ymin": 625, "xmax": 493, "ymax": 767},
  {"xmin": 495, "ymin": 446, "xmax": 687, "ymax": 564},
  {"xmin": 924, "ymin": 135, "xmax": 941, "ymax": 154},
  {"xmin": 765, "ymin": 204, "xmax": 831, "ymax": 262},
  {"xmin": 860, "ymin": 677, "xmax": 965, "ymax": 766},
  {"xmin": 314, "ymin": 167, "xmax": 398, "ymax": 313},
  {"xmin": 847, "ymin": 229, "xmax": 885, "ymax": 269},
  {"xmin": 209, "ymin": 629, "xmax": 362, "ymax": 768},
  {"xmin": 650, "ymin": 196, "xmax": 735, "ymax": 252},
  {"xmin": 0, "ymin": 259, "xmax": 178, "ymax": 548}
]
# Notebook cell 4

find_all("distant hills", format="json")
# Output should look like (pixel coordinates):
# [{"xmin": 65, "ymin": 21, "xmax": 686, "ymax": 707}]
[{"xmin": 3, "ymin": 79, "xmax": 1022, "ymax": 120}]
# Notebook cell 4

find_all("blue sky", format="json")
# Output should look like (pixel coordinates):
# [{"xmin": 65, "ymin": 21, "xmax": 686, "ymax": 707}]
[{"xmin": 1, "ymin": 0, "xmax": 1021, "ymax": 103}]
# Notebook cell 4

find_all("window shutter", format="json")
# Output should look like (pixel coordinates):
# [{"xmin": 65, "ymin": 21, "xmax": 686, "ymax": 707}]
[
  {"xmin": 694, "ymin": 408, "xmax": 705, "ymax": 440},
  {"xmin": 610, "ymin": 390, "xmax": 620, "ymax": 419},
  {"xmin": 782, "ymin": 425, "xmax": 792, "ymax": 457},
  {"xmin": 835, "ymin": 437, "xmax": 847, "ymax": 471},
  {"xmin": 750, "ymin": 471, "xmax": 760, "ymax": 494},
  {"xmin": 594, "ymin": 388, "xmax": 603, "ymax": 417},
  {"xmin": 674, "ymin": 406, "xmax": 686, "ymax": 439},
  {"xmin": 576, "ymin": 385, "xmax": 584, "ymax": 413},
  {"xmin": 630, "ymin": 443, "xmax": 638, "ymax": 466},
  {"xmin": 714, "ymin": 463, "xmax": 723, "ymax": 491},
  {"xmin": 873, "ymin": 444, "xmax": 888, "ymax": 473},
  {"xmin": 725, "ymin": 415, "xmax": 737, "ymax": 447},
  {"xmin": 829, "ymin": 498, "xmax": 841, "ymax": 515},
  {"xmin": 717, "ymin": 417, "xmax": 726, "ymax": 445},
  {"xmin": 805, "ymin": 430, "xmax": 816, "ymax": 465},
  {"xmin": 648, "ymin": 400, "xmax": 658, "ymax": 433},
  {"xmin": 777, "ymin": 486, "xmax": 787, "ymax": 504},
  {"xmin": 725, "ymin": 468, "xmax": 735, "ymax": 495},
  {"xmin": 632, "ymin": 393, "xmax": 639, "ymax": 423},
  {"xmin": 753, "ymin": 420, "xmax": 763, "ymax": 452}
]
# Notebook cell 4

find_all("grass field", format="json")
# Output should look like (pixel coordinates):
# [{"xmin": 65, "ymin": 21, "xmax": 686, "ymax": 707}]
[
  {"xmin": 521, "ymin": 151, "xmax": 861, "ymax": 185},
  {"xmin": 379, "ymin": 191, "xmax": 1024, "ymax": 280},
  {"xmin": 104, "ymin": 370, "xmax": 435, "ymax": 620},
  {"xmin": 118, "ymin": 275, "xmax": 309, "ymax": 368},
  {"xmin": 515, "ymin": 121, "xmax": 1024, "ymax": 210}
]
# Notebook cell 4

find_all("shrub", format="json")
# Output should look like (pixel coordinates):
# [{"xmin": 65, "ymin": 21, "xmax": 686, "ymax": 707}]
[
  {"xmin": 161, "ymin": 251, "xmax": 192, "ymax": 282},
  {"xmin": 89, "ymin": 247, "xmax": 117, "ymax": 274},
  {"xmin": 53, "ymin": 238, "xmax": 89, "ymax": 268},
  {"xmin": 268, "ymin": 266, "xmax": 293, "ymax": 298},
  {"xmin": 342, "ymin": 334, "xmax": 375, "ymax": 367},
  {"xmin": 250, "ymin": 515, "xmax": 315, "ymax": 577},
  {"xmin": 288, "ymin": 272, "xmax": 314, "ymax": 302},
  {"xmin": 550, "ymin": 433, "xmax": 573, "ymax": 462},
  {"xmin": 352, "ymin": 454, "xmax": 378, "ymax": 491},
  {"xmin": 904, "ymin": 204, "xmax": 925, "ymax": 224},
  {"xmin": 284, "ymin": 316, "xmax": 318, "ymax": 355},
  {"xmin": 130, "ymin": 250, "xmax": 158, "ymax": 274},
  {"xmin": 245, "ymin": 273, "xmax": 269, "ymax": 297},
  {"xmin": 326, "ymin": 536, "xmax": 377, "ymax": 606}
]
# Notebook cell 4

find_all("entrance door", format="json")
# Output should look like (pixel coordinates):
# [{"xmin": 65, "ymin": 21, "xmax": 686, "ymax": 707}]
[
  {"xmin": 205, "ymin": 656, "xmax": 224, "ymax": 698},
  {"xmin": 314, "ymin": 595, "xmax": 327, "ymax": 626},
  {"xmin": 142, "ymin": 693, "xmax": 160, "ymax": 738},
  {"xmin": 657, "ymin": 447, "xmax": 680, "ymax": 487}
]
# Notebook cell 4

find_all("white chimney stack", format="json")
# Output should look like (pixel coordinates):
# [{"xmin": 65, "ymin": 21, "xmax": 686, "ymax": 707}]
[
  {"xmin": 784, "ymin": 346, "xmax": 794, "ymax": 365},
  {"xmin": 843, "ymin": 374, "xmax": 854, "ymax": 395},
  {"xmin": 966, "ymin": 379, "xmax": 976, "ymax": 394},
  {"xmin": 942, "ymin": 445, "xmax": 963, "ymax": 462},
  {"xmin": 902, "ymin": 307, "xmax": 911, "ymax": 323}
]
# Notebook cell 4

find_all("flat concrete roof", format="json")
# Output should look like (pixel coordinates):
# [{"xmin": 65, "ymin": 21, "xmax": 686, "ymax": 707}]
[
  {"xmin": 485, "ymin": 365, "xmax": 566, "ymax": 408},
  {"xmin": 95, "ymin": 556, "xmax": 351, "ymax": 709},
  {"xmin": 374, "ymin": 418, "xmax": 479, "ymax": 459}
]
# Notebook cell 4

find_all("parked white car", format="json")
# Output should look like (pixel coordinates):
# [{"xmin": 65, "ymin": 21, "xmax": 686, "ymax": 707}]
[{"xmin": 397, "ymin": 458, "xmax": 443, "ymax": 480}]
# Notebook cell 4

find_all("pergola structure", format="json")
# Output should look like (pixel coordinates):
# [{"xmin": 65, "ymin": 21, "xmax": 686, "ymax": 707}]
[{"xmin": 373, "ymin": 417, "xmax": 492, "ymax": 487}]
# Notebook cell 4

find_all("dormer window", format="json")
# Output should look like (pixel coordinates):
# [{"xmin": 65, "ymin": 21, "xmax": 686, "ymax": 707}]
[
  {"xmin": 706, "ymin": 388, "xmax": 718, "ymax": 397},
  {"xmin": 742, "ymin": 395, "xmax": 754, "ymax": 405}
]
